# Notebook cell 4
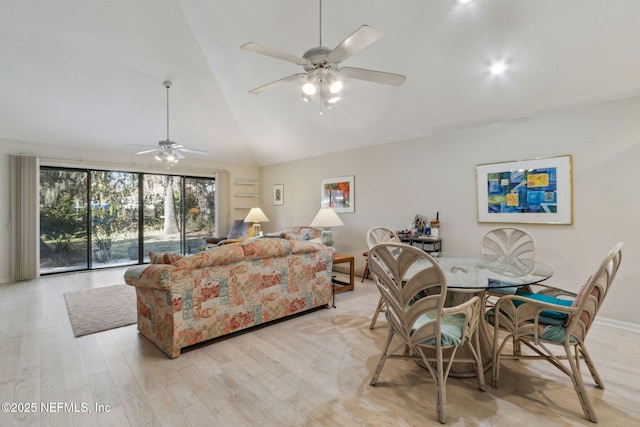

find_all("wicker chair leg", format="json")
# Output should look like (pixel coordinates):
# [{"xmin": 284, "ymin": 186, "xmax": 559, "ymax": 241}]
[
  {"xmin": 436, "ymin": 350, "xmax": 447, "ymax": 424},
  {"xmin": 491, "ymin": 328, "xmax": 503, "ymax": 388},
  {"xmin": 369, "ymin": 329, "xmax": 394, "ymax": 385},
  {"xmin": 361, "ymin": 259, "xmax": 369, "ymax": 282},
  {"xmin": 513, "ymin": 337, "xmax": 522, "ymax": 356},
  {"xmin": 579, "ymin": 343, "xmax": 604, "ymax": 389},
  {"xmin": 470, "ymin": 333, "xmax": 486, "ymax": 391},
  {"xmin": 566, "ymin": 344, "xmax": 598, "ymax": 423},
  {"xmin": 369, "ymin": 296, "xmax": 385, "ymax": 329}
]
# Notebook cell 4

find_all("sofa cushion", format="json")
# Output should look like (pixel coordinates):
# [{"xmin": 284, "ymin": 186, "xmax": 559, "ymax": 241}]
[
  {"xmin": 241, "ymin": 238, "xmax": 292, "ymax": 259},
  {"xmin": 283, "ymin": 226, "xmax": 321, "ymax": 241},
  {"xmin": 173, "ymin": 244, "xmax": 245, "ymax": 270},
  {"xmin": 262, "ymin": 232, "xmax": 285, "ymax": 238},
  {"xmin": 290, "ymin": 240, "xmax": 331, "ymax": 255},
  {"xmin": 149, "ymin": 252, "xmax": 184, "ymax": 264}
]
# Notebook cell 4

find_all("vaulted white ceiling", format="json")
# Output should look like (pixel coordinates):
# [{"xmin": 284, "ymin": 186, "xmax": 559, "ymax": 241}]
[{"xmin": 3, "ymin": 0, "xmax": 640, "ymax": 166}]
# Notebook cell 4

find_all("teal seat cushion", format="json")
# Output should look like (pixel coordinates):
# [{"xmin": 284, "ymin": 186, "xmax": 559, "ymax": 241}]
[
  {"xmin": 513, "ymin": 292, "xmax": 573, "ymax": 321},
  {"xmin": 541, "ymin": 325, "xmax": 578, "ymax": 344},
  {"xmin": 490, "ymin": 286, "xmax": 518, "ymax": 295},
  {"xmin": 411, "ymin": 310, "xmax": 464, "ymax": 346}
]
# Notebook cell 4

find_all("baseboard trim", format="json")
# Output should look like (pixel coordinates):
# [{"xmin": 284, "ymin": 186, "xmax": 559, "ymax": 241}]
[{"xmin": 595, "ymin": 317, "xmax": 640, "ymax": 333}]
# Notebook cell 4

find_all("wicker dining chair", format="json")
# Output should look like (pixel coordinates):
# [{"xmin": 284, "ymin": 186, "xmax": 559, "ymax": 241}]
[
  {"xmin": 490, "ymin": 242, "xmax": 623, "ymax": 423},
  {"xmin": 366, "ymin": 227, "xmax": 400, "ymax": 329},
  {"xmin": 368, "ymin": 243, "xmax": 485, "ymax": 424},
  {"xmin": 481, "ymin": 227, "xmax": 537, "ymax": 298}
]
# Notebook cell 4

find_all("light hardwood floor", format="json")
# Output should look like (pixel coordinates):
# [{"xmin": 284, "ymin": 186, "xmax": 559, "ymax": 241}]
[{"xmin": 1, "ymin": 267, "xmax": 639, "ymax": 426}]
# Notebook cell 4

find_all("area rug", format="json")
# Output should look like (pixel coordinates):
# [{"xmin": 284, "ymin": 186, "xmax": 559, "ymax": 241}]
[{"xmin": 64, "ymin": 284, "xmax": 137, "ymax": 337}]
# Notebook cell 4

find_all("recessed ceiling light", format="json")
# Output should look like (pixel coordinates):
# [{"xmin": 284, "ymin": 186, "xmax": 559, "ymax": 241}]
[
  {"xmin": 490, "ymin": 61, "xmax": 508, "ymax": 75},
  {"xmin": 459, "ymin": 0, "xmax": 473, "ymax": 4}
]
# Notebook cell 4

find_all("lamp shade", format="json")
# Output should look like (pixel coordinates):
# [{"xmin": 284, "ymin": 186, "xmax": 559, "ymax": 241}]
[
  {"xmin": 244, "ymin": 207, "xmax": 269, "ymax": 223},
  {"xmin": 310, "ymin": 207, "xmax": 343, "ymax": 246},
  {"xmin": 310, "ymin": 207, "xmax": 344, "ymax": 228}
]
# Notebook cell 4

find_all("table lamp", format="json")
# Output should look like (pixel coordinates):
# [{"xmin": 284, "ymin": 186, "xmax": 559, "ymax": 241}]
[
  {"xmin": 244, "ymin": 207, "xmax": 269, "ymax": 237},
  {"xmin": 310, "ymin": 207, "xmax": 344, "ymax": 246}
]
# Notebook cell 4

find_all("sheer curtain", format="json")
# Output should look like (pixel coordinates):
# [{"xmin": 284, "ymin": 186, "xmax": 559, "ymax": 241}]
[
  {"xmin": 10, "ymin": 155, "xmax": 40, "ymax": 281},
  {"xmin": 215, "ymin": 170, "xmax": 230, "ymax": 236}
]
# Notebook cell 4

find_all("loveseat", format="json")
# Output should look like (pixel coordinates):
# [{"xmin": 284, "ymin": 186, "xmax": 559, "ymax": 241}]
[{"xmin": 124, "ymin": 228, "xmax": 333, "ymax": 358}]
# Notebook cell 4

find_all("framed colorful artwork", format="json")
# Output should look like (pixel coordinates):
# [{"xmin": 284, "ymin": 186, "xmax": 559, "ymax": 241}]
[
  {"xmin": 321, "ymin": 175, "xmax": 354, "ymax": 213},
  {"xmin": 476, "ymin": 155, "xmax": 573, "ymax": 224},
  {"xmin": 273, "ymin": 184, "xmax": 284, "ymax": 205}
]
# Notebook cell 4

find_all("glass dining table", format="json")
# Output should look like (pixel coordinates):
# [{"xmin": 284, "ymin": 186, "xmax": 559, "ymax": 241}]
[
  {"xmin": 432, "ymin": 254, "xmax": 553, "ymax": 291},
  {"xmin": 408, "ymin": 253, "xmax": 554, "ymax": 376}
]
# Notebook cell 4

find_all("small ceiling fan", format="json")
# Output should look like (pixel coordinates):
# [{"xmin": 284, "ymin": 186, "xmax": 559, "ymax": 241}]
[
  {"xmin": 241, "ymin": 0, "xmax": 406, "ymax": 105},
  {"xmin": 131, "ymin": 81, "xmax": 208, "ymax": 163}
]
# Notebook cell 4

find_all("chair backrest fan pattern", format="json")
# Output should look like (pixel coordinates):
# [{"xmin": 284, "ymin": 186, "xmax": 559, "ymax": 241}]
[
  {"xmin": 481, "ymin": 227, "xmax": 536, "ymax": 261},
  {"xmin": 566, "ymin": 242, "xmax": 623, "ymax": 341},
  {"xmin": 369, "ymin": 243, "xmax": 447, "ymax": 346},
  {"xmin": 367, "ymin": 226, "xmax": 400, "ymax": 249}
]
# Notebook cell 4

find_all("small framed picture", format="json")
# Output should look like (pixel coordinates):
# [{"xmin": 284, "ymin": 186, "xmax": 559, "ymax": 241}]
[
  {"xmin": 321, "ymin": 175, "xmax": 355, "ymax": 213},
  {"xmin": 273, "ymin": 184, "xmax": 284, "ymax": 205}
]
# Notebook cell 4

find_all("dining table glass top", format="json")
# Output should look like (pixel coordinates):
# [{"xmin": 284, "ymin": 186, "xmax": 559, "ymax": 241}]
[{"xmin": 409, "ymin": 253, "xmax": 553, "ymax": 290}]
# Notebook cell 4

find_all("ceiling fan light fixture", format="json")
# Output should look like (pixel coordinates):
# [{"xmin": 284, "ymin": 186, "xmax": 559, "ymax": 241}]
[
  {"xmin": 321, "ymin": 83, "xmax": 340, "ymax": 107},
  {"xmin": 302, "ymin": 81, "xmax": 317, "ymax": 96},
  {"xmin": 326, "ymin": 72, "xmax": 343, "ymax": 94}
]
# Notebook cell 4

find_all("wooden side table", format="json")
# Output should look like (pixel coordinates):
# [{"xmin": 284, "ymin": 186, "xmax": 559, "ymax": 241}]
[{"xmin": 332, "ymin": 253, "xmax": 355, "ymax": 296}]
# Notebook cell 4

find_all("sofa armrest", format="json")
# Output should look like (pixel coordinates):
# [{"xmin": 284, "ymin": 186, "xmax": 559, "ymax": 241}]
[{"xmin": 124, "ymin": 264, "xmax": 180, "ymax": 291}]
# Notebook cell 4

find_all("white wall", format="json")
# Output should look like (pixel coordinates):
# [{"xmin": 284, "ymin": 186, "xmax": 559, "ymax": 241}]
[
  {"xmin": 260, "ymin": 95, "xmax": 640, "ymax": 326},
  {"xmin": 0, "ymin": 139, "xmax": 259, "ymax": 284}
]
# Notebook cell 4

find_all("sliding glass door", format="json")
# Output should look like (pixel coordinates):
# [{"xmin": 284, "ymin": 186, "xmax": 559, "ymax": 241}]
[
  {"xmin": 39, "ymin": 167, "xmax": 216, "ymax": 274},
  {"xmin": 40, "ymin": 168, "xmax": 88, "ymax": 273},
  {"xmin": 184, "ymin": 177, "xmax": 216, "ymax": 254},
  {"xmin": 142, "ymin": 174, "xmax": 181, "ymax": 260},
  {"xmin": 90, "ymin": 171, "xmax": 139, "ymax": 269}
]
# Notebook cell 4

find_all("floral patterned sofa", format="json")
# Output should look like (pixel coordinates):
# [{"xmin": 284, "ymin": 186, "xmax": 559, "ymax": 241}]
[{"xmin": 124, "ymin": 228, "xmax": 333, "ymax": 358}]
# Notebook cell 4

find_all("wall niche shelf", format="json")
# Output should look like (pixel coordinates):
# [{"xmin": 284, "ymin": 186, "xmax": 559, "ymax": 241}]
[
  {"xmin": 234, "ymin": 179, "xmax": 258, "ymax": 185},
  {"xmin": 233, "ymin": 178, "xmax": 259, "ymax": 214}
]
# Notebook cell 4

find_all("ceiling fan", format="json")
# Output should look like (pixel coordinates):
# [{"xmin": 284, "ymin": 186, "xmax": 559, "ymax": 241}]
[
  {"xmin": 241, "ymin": 0, "xmax": 406, "ymax": 105},
  {"xmin": 131, "ymin": 81, "xmax": 208, "ymax": 164}
]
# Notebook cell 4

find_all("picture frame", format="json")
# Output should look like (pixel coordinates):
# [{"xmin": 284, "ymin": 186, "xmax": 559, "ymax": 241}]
[
  {"xmin": 476, "ymin": 155, "xmax": 573, "ymax": 224},
  {"xmin": 273, "ymin": 184, "xmax": 284, "ymax": 206},
  {"xmin": 321, "ymin": 175, "xmax": 355, "ymax": 213}
]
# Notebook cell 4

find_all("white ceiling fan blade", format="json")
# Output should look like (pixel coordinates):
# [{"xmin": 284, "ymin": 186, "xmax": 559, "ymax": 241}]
[
  {"xmin": 173, "ymin": 150, "xmax": 186, "ymax": 160},
  {"xmin": 127, "ymin": 143, "xmax": 159, "ymax": 148},
  {"xmin": 178, "ymin": 148, "xmax": 209, "ymax": 155},
  {"xmin": 249, "ymin": 73, "xmax": 307, "ymax": 94},
  {"xmin": 241, "ymin": 42, "xmax": 308, "ymax": 66},
  {"xmin": 135, "ymin": 148, "xmax": 161, "ymax": 155},
  {"xmin": 326, "ymin": 25, "xmax": 384, "ymax": 64},
  {"xmin": 339, "ymin": 67, "xmax": 406, "ymax": 86}
]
